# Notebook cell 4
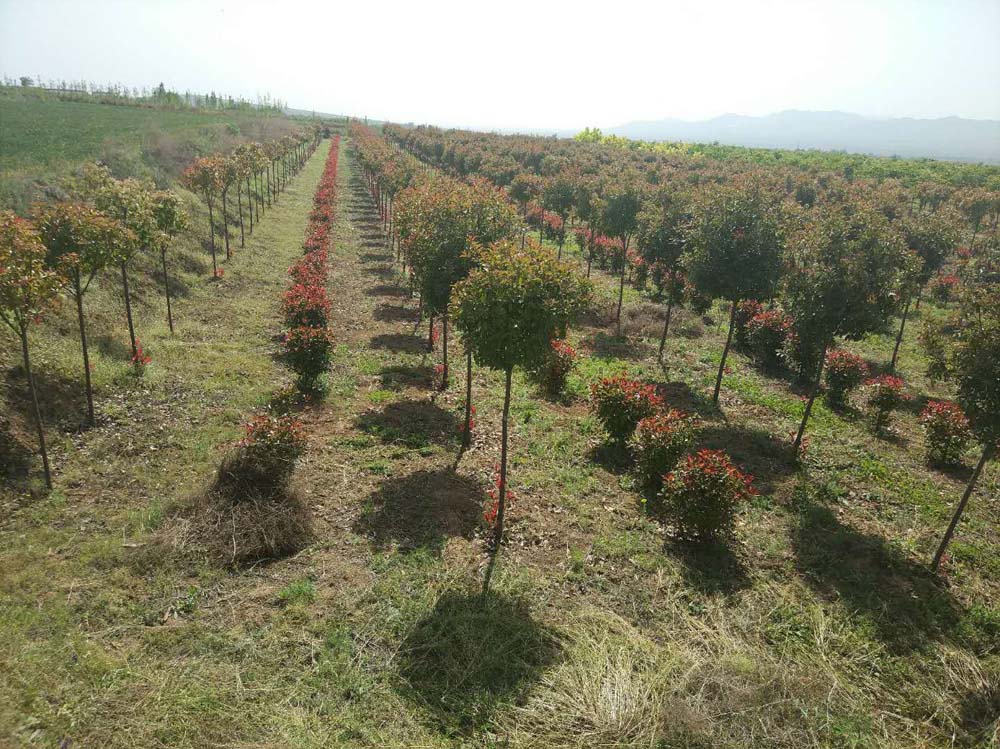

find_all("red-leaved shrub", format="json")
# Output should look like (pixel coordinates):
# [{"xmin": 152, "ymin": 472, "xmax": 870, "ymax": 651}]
[
  {"xmin": 590, "ymin": 375, "xmax": 663, "ymax": 445},
  {"xmin": 282, "ymin": 283, "xmax": 330, "ymax": 327},
  {"xmin": 745, "ymin": 309, "xmax": 793, "ymax": 367},
  {"xmin": 920, "ymin": 400, "xmax": 973, "ymax": 465},
  {"xmin": 824, "ymin": 350, "xmax": 869, "ymax": 406},
  {"xmin": 539, "ymin": 338, "xmax": 577, "ymax": 397},
  {"xmin": 655, "ymin": 449, "xmax": 756, "ymax": 541},
  {"xmin": 864, "ymin": 375, "xmax": 908, "ymax": 432},
  {"xmin": 630, "ymin": 410, "xmax": 697, "ymax": 491}
]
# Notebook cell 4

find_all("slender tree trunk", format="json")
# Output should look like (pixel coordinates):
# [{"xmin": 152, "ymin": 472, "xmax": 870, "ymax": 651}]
[
  {"xmin": 914, "ymin": 283, "xmax": 924, "ymax": 311},
  {"xmin": 266, "ymin": 168, "xmax": 272, "ymax": 207},
  {"xmin": 932, "ymin": 443, "xmax": 994, "ymax": 571},
  {"xmin": 657, "ymin": 271, "xmax": 676, "ymax": 363},
  {"xmin": 73, "ymin": 271, "xmax": 95, "ymax": 425},
  {"xmin": 246, "ymin": 176, "xmax": 254, "ymax": 233},
  {"xmin": 615, "ymin": 239, "xmax": 628, "ymax": 335},
  {"xmin": 441, "ymin": 315, "xmax": 449, "ymax": 390},
  {"xmin": 889, "ymin": 294, "xmax": 912, "ymax": 373},
  {"xmin": 120, "ymin": 262, "xmax": 137, "ymax": 361},
  {"xmin": 557, "ymin": 235, "xmax": 564, "ymax": 260},
  {"xmin": 221, "ymin": 191, "xmax": 231, "ymax": 260},
  {"xmin": 712, "ymin": 301, "xmax": 739, "ymax": 403},
  {"xmin": 794, "ymin": 341, "xmax": 830, "ymax": 451},
  {"xmin": 161, "ymin": 248, "xmax": 174, "ymax": 335},
  {"xmin": 20, "ymin": 324, "xmax": 52, "ymax": 488},
  {"xmin": 483, "ymin": 366, "xmax": 514, "ymax": 596},
  {"xmin": 206, "ymin": 196, "xmax": 218, "ymax": 275},
  {"xmin": 236, "ymin": 185, "xmax": 245, "ymax": 247},
  {"xmin": 427, "ymin": 312, "xmax": 435, "ymax": 352},
  {"xmin": 462, "ymin": 348, "xmax": 473, "ymax": 451}
]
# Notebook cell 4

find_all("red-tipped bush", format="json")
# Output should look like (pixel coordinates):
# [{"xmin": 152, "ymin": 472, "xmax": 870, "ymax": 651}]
[
  {"xmin": 733, "ymin": 299, "xmax": 763, "ymax": 346},
  {"xmin": 920, "ymin": 400, "xmax": 972, "ymax": 466},
  {"xmin": 284, "ymin": 325, "xmax": 333, "ymax": 389},
  {"xmin": 929, "ymin": 274, "xmax": 959, "ymax": 304},
  {"xmin": 864, "ymin": 375, "xmax": 908, "ymax": 432},
  {"xmin": 590, "ymin": 375, "xmax": 663, "ymax": 445},
  {"xmin": 282, "ymin": 283, "xmax": 330, "ymax": 327},
  {"xmin": 538, "ymin": 338, "xmax": 577, "ymax": 397},
  {"xmin": 745, "ymin": 309, "xmax": 793, "ymax": 367},
  {"xmin": 824, "ymin": 349, "xmax": 869, "ymax": 406},
  {"xmin": 217, "ymin": 413, "xmax": 307, "ymax": 495},
  {"xmin": 655, "ymin": 449, "xmax": 756, "ymax": 541},
  {"xmin": 630, "ymin": 410, "xmax": 697, "ymax": 491}
]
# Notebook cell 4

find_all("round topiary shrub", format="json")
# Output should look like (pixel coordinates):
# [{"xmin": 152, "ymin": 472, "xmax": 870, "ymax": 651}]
[
  {"xmin": 733, "ymin": 299, "xmax": 763, "ymax": 347},
  {"xmin": 283, "ymin": 325, "xmax": 333, "ymax": 391},
  {"xmin": 590, "ymin": 375, "xmax": 663, "ymax": 445},
  {"xmin": 929, "ymin": 274, "xmax": 959, "ymax": 304},
  {"xmin": 538, "ymin": 338, "xmax": 577, "ymax": 398},
  {"xmin": 281, "ymin": 283, "xmax": 331, "ymax": 328},
  {"xmin": 217, "ymin": 413, "xmax": 308, "ymax": 496},
  {"xmin": 823, "ymin": 349, "xmax": 869, "ymax": 407},
  {"xmin": 863, "ymin": 375, "xmax": 908, "ymax": 433},
  {"xmin": 629, "ymin": 410, "xmax": 697, "ymax": 492},
  {"xmin": 745, "ymin": 309, "xmax": 793, "ymax": 368},
  {"xmin": 654, "ymin": 449, "xmax": 756, "ymax": 541},
  {"xmin": 920, "ymin": 400, "xmax": 973, "ymax": 466}
]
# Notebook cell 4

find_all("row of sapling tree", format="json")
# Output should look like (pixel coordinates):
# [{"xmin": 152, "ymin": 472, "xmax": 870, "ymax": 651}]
[
  {"xmin": 182, "ymin": 129, "xmax": 319, "ymax": 276},
  {"xmin": 0, "ymin": 129, "xmax": 319, "ymax": 490}
]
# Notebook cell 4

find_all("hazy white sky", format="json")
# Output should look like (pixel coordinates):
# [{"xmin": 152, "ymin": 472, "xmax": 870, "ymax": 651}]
[{"xmin": 2, "ymin": 0, "xmax": 998, "ymax": 130}]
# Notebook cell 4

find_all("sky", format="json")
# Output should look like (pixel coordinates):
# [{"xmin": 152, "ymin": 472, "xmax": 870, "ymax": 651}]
[{"xmin": 2, "ymin": 0, "xmax": 998, "ymax": 131}]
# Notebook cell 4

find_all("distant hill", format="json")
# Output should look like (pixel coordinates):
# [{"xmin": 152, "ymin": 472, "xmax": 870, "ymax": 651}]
[{"xmin": 598, "ymin": 110, "xmax": 1000, "ymax": 164}]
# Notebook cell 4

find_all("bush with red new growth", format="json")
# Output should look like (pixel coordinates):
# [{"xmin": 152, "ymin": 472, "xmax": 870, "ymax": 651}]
[
  {"xmin": 590, "ymin": 375, "xmax": 664, "ymax": 445},
  {"xmin": 824, "ymin": 349, "xmax": 869, "ymax": 406},
  {"xmin": 929, "ymin": 274, "xmax": 959, "ymax": 304},
  {"xmin": 282, "ymin": 282, "xmax": 331, "ymax": 327},
  {"xmin": 864, "ymin": 375, "xmax": 908, "ymax": 432},
  {"xmin": 745, "ymin": 309, "xmax": 793, "ymax": 368},
  {"xmin": 654, "ymin": 449, "xmax": 756, "ymax": 541},
  {"xmin": 733, "ymin": 299, "xmax": 763, "ymax": 347},
  {"xmin": 215, "ymin": 413, "xmax": 308, "ymax": 496},
  {"xmin": 538, "ymin": 338, "xmax": 577, "ymax": 398},
  {"xmin": 630, "ymin": 410, "xmax": 697, "ymax": 492},
  {"xmin": 284, "ymin": 326, "xmax": 333, "ymax": 389},
  {"xmin": 920, "ymin": 400, "xmax": 973, "ymax": 466}
]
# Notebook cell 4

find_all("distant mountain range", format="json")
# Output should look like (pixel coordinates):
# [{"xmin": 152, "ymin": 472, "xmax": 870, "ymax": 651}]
[{"xmin": 588, "ymin": 110, "xmax": 1000, "ymax": 164}]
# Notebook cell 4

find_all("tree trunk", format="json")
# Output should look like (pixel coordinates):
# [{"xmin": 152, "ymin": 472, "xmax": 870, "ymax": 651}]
[
  {"xmin": 482, "ymin": 366, "xmax": 514, "ymax": 596},
  {"xmin": 889, "ymin": 294, "xmax": 911, "ymax": 373},
  {"xmin": 221, "ymin": 191, "xmax": 231, "ymax": 260},
  {"xmin": 266, "ymin": 168, "xmax": 272, "ymax": 207},
  {"xmin": 246, "ymin": 176, "xmax": 254, "ymax": 233},
  {"xmin": 794, "ymin": 341, "xmax": 829, "ymax": 450},
  {"xmin": 932, "ymin": 443, "xmax": 994, "ymax": 571},
  {"xmin": 441, "ymin": 315, "xmax": 449, "ymax": 390},
  {"xmin": 206, "ymin": 196, "xmax": 218, "ymax": 275},
  {"xmin": 20, "ymin": 324, "xmax": 51, "ymax": 488},
  {"xmin": 161, "ymin": 248, "xmax": 174, "ymax": 335},
  {"xmin": 236, "ymin": 185, "xmax": 245, "ymax": 247},
  {"xmin": 713, "ymin": 301, "xmax": 739, "ymax": 403},
  {"xmin": 73, "ymin": 270, "xmax": 95, "ymax": 425},
  {"xmin": 615, "ymin": 239, "xmax": 628, "ymax": 335},
  {"xmin": 657, "ymin": 271, "xmax": 676, "ymax": 363},
  {"xmin": 120, "ymin": 262, "xmax": 138, "ymax": 361},
  {"xmin": 462, "ymin": 348, "xmax": 473, "ymax": 451},
  {"xmin": 428, "ymin": 313, "xmax": 435, "ymax": 352}
]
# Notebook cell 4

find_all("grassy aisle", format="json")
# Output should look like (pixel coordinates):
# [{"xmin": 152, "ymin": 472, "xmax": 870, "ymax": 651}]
[{"xmin": 0, "ymin": 140, "xmax": 331, "ymax": 747}]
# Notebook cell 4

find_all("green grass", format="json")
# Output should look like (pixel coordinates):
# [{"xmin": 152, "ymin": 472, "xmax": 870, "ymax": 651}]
[{"xmin": 1, "ymin": 139, "xmax": 997, "ymax": 749}]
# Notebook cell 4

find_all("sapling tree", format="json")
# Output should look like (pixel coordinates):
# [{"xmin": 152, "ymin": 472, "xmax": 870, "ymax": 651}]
[
  {"xmin": 0, "ymin": 212, "xmax": 70, "ymax": 488},
  {"xmin": 889, "ymin": 207, "xmax": 961, "ymax": 371},
  {"xmin": 452, "ymin": 239, "xmax": 590, "ymax": 593},
  {"xmin": 87, "ymin": 171, "xmax": 156, "ymax": 364},
  {"xmin": 637, "ymin": 188, "xmax": 690, "ymax": 362},
  {"xmin": 33, "ymin": 203, "xmax": 135, "ymax": 425},
  {"xmin": 926, "ymin": 281, "xmax": 1000, "ymax": 571},
  {"xmin": 181, "ymin": 156, "xmax": 223, "ymax": 276},
  {"xmin": 684, "ymin": 178, "xmax": 785, "ymax": 403},
  {"xmin": 785, "ymin": 201, "xmax": 915, "ymax": 449},
  {"xmin": 542, "ymin": 171, "xmax": 577, "ymax": 259},
  {"xmin": 151, "ymin": 190, "xmax": 188, "ymax": 334},
  {"xmin": 598, "ymin": 175, "xmax": 643, "ymax": 335},
  {"xmin": 219, "ymin": 156, "xmax": 237, "ymax": 259}
]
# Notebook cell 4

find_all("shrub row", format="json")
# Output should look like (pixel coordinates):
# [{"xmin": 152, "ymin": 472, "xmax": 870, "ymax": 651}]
[{"xmin": 281, "ymin": 136, "xmax": 340, "ymax": 392}]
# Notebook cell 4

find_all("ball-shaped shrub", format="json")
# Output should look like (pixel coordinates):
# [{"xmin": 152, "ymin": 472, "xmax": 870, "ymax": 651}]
[
  {"xmin": 284, "ymin": 325, "xmax": 333, "ymax": 390},
  {"xmin": 824, "ymin": 349, "xmax": 869, "ymax": 406},
  {"xmin": 590, "ymin": 375, "xmax": 663, "ymax": 445},
  {"xmin": 281, "ymin": 283, "xmax": 331, "ymax": 328},
  {"xmin": 217, "ymin": 413, "xmax": 308, "ymax": 496},
  {"xmin": 733, "ymin": 299, "xmax": 763, "ymax": 347},
  {"xmin": 629, "ymin": 410, "xmax": 697, "ymax": 491},
  {"xmin": 745, "ymin": 309, "xmax": 793, "ymax": 367},
  {"xmin": 920, "ymin": 400, "xmax": 973, "ymax": 466},
  {"xmin": 655, "ymin": 449, "xmax": 756, "ymax": 541},
  {"xmin": 864, "ymin": 375, "xmax": 908, "ymax": 432},
  {"xmin": 538, "ymin": 338, "xmax": 577, "ymax": 397}
]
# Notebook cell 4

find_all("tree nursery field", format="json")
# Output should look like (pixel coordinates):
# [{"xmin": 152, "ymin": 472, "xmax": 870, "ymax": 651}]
[{"xmin": 0, "ymin": 91, "xmax": 998, "ymax": 749}]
